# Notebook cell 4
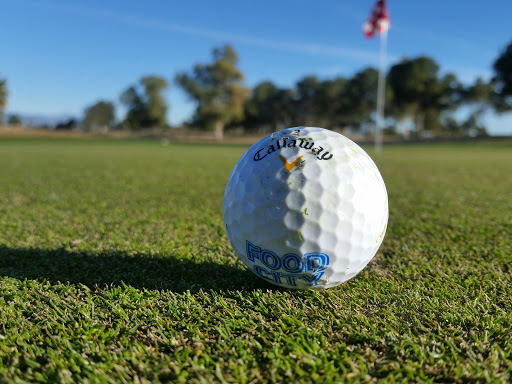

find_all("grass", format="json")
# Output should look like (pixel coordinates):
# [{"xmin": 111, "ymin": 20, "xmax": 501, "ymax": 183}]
[{"xmin": 0, "ymin": 137, "xmax": 511, "ymax": 383}]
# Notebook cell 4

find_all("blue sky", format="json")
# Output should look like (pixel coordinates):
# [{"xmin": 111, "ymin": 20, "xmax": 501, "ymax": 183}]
[{"xmin": 2, "ymin": 0, "xmax": 512, "ymax": 134}]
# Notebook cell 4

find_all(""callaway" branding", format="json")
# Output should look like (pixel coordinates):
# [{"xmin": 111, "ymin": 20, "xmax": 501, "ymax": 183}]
[{"xmin": 253, "ymin": 134, "xmax": 334, "ymax": 162}]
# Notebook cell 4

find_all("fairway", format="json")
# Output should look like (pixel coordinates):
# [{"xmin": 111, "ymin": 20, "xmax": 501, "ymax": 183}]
[{"xmin": 1, "ymin": 137, "xmax": 511, "ymax": 383}]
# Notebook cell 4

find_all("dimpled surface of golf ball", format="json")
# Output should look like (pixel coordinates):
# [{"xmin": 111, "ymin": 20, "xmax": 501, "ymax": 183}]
[{"xmin": 223, "ymin": 127, "xmax": 388, "ymax": 289}]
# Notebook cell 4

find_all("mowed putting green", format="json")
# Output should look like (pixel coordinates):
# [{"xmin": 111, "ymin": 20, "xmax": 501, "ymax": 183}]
[{"xmin": 0, "ymin": 137, "xmax": 511, "ymax": 383}]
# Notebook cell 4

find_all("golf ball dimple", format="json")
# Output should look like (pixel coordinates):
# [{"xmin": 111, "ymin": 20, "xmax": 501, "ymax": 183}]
[{"xmin": 223, "ymin": 127, "xmax": 388, "ymax": 289}]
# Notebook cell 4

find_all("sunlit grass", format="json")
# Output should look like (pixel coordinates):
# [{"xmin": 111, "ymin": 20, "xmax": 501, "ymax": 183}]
[{"xmin": 1, "ymin": 137, "xmax": 511, "ymax": 383}]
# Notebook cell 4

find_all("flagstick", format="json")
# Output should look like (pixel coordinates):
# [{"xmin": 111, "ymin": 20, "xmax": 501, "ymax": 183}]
[{"xmin": 375, "ymin": 29, "xmax": 387, "ymax": 154}]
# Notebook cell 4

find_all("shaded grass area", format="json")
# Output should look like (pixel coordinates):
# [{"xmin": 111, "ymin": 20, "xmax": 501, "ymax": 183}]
[{"xmin": 1, "ymin": 138, "xmax": 511, "ymax": 383}]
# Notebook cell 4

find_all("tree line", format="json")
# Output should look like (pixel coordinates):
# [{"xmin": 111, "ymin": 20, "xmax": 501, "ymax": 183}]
[{"xmin": 1, "ymin": 41, "xmax": 511, "ymax": 138}]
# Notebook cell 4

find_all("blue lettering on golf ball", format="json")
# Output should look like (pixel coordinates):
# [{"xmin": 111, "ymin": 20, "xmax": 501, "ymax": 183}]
[{"xmin": 246, "ymin": 240, "xmax": 330, "ymax": 287}]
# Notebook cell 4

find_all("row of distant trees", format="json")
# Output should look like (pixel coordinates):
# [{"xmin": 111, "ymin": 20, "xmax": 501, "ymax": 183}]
[
  {"xmin": 1, "ymin": 41, "xmax": 512, "ymax": 138},
  {"xmin": 79, "ymin": 46, "xmax": 246, "ymax": 139}
]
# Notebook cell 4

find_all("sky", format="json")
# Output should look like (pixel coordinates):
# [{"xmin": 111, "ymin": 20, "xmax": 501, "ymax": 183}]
[{"xmin": 2, "ymin": 0, "xmax": 512, "ymax": 135}]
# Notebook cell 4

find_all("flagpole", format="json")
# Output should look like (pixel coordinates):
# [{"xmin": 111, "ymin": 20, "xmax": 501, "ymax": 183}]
[{"xmin": 375, "ymin": 29, "xmax": 387, "ymax": 154}]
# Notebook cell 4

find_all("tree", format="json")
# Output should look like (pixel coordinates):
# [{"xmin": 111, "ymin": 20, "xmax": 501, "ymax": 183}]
[
  {"xmin": 83, "ymin": 101, "xmax": 115, "ymax": 132},
  {"xmin": 295, "ymin": 76, "xmax": 321, "ymax": 126},
  {"xmin": 493, "ymin": 41, "xmax": 512, "ymax": 111},
  {"xmin": 293, "ymin": 76, "xmax": 349, "ymax": 129},
  {"xmin": 428, "ymin": 73, "xmax": 464, "ymax": 135},
  {"xmin": 243, "ymin": 81, "xmax": 296, "ymax": 132},
  {"xmin": 140, "ymin": 76, "xmax": 168, "ymax": 128},
  {"xmin": 0, "ymin": 77, "xmax": 7, "ymax": 124},
  {"xmin": 244, "ymin": 81, "xmax": 279, "ymax": 131},
  {"xmin": 7, "ymin": 114, "xmax": 22, "ymax": 126},
  {"xmin": 55, "ymin": 119, "xmax": 77, "ymax": 130},
  {"xmin": 465, "ymin": 77, "xmax": 494, "ymax": 106},
  {"xmin": 338, "ymin": 67, "xmax": 385, "ymax": 134},
  {"xmin": 315, "ymin": 77, "xmax": 347, "ymax": 129},
  {"xmin": 120, "ymin": 76, "xmax": 168, "ymax": 130},
  {"xmin": 388, "ymin": 56, "xmax": 462, "ymax": 137},
  {"xmin": 175, "ymin": 45, "xmax": 248, "ymax": 139},
  {"xmin": 456, "ymin": 77, "xmax": 494, "ymax": 135},
  {"xmin": 120, "ymin": 86, "xmax": 145, "ymax": 130},
  {"xmin": 442, "ymin": 116, "xmax": 464, "ymax": 137}
]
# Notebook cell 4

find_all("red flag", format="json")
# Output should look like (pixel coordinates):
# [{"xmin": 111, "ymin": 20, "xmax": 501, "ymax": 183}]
[{"xmin": 363, "ymin": 0, "xmax": 390, "ymax": 38}]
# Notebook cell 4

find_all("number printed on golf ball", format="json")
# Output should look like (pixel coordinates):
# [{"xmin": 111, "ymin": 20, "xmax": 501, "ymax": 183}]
[{"xmin": 223, "ymin": 127, "xmax": 388, "ymax": 289}]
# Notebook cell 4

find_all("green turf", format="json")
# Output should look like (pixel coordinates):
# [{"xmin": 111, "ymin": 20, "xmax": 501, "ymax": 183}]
[{"xmin": 0, "ymin": 137, "xmax": 511, "ymax": 383}]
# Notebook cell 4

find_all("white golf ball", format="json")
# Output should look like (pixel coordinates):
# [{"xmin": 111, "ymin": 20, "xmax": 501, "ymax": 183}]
[{"xmin": 223, "ymin": 127, "xmax": 388, "ymax": 289}]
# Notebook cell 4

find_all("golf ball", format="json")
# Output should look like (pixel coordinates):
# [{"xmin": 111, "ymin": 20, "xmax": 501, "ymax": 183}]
[{"xmin": 223, "ymin": 127, "xmax": 388, "ymax": 289}]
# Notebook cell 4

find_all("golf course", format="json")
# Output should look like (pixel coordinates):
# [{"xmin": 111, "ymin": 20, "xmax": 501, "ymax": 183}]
[{"xmin": 0, "ymin": 137, "xmax": 510, "ymax": 383}]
